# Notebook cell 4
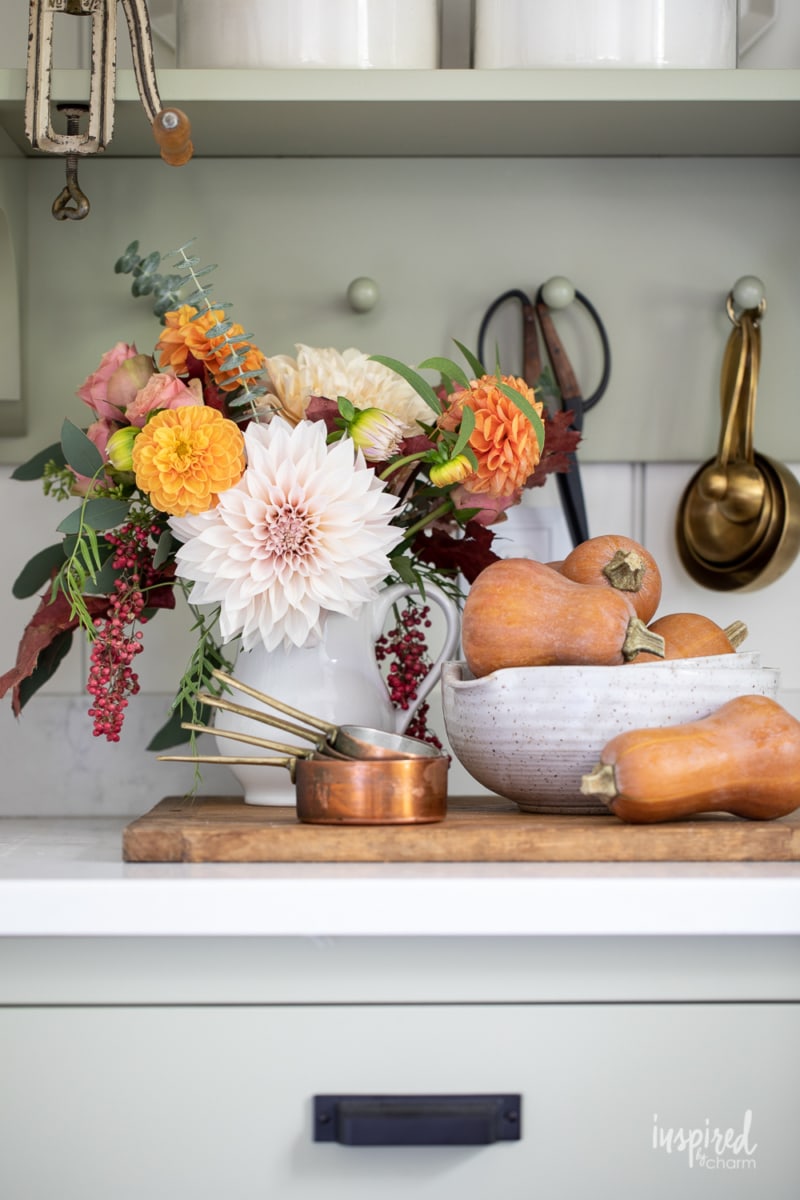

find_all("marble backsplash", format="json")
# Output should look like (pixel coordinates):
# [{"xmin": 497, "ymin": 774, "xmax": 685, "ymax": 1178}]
[{"xmin": 1, "ymin": 459, "xmax": 798, "ymax": 816}]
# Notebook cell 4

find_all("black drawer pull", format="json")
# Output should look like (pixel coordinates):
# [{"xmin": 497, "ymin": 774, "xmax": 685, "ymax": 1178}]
[{"xmin": 314, "ymin": 1093, "xmax": 521, "ymax": 1145}]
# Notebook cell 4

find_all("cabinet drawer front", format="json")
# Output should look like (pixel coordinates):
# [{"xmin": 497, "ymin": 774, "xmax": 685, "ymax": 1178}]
[{"xmin": 0, "ymin": 1004, "xmax": 796, "ymax": 1199}]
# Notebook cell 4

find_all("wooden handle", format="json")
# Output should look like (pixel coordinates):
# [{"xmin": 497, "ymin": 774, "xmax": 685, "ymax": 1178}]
[{"xmin": 152, "ymin": 107, "xmax": 194, "ymax": 166}]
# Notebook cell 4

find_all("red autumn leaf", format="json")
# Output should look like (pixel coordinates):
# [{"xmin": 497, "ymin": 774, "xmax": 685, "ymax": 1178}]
[
  {"xmin": 412, "ymin": 519, "xmax": 500, "ymax": 585},
  {"xmin": 525, "ymin": 408, "xmax": 582, "ymax": 489},
  {"xmin": 0, "ymin": 590, "xmax": 109, "ymax": 716}
]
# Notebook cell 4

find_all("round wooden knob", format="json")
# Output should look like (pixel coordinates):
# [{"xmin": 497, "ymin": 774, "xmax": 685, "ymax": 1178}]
[
  {"xmin": 347, "ymin": 277, "xmax": 380, "ymax": 313},
  {"xmin": 540, "ymin": 276, "xmax": 576, "ymax": 310}
]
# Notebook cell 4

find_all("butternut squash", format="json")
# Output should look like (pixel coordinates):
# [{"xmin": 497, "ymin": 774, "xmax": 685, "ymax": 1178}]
[
  {"xmin": 580, "ymin": 694, "xmax": 800, "ymax": 822},
  {"xmin": 558, "ymin": 534, "xmax": 662, "ymax": 623},
  {"xmin": 632, "ymin": 613, "xmax": 748, "ymax": 663},
  {"xmin": 461, "ymin": 557, "xmax": 665, "ymax": 677}
]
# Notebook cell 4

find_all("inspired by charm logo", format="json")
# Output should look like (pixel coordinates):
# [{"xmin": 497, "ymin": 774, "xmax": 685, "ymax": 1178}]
[{"xmin": 652, "ymin": 1110, "xmax": 758, "ymax": 1170}]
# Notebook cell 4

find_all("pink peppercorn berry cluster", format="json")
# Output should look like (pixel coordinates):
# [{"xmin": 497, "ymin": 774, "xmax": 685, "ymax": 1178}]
[
  {"xmin": 86, "ymin": 520, "xmax": 161, "ymax": 742},
  {"xmin": 375, "ymin": 603, "xmax": 443, "ymax": 751}
]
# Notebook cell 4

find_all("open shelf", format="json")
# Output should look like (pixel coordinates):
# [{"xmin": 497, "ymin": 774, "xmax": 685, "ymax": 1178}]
[{"xmin": 1, "ymin": 68, "xmax": 800, "ymax": 158}]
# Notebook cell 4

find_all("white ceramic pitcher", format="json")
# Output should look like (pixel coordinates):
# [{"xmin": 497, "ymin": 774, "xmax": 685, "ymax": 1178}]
[{"xmin": 213, "ymin": 581, "xmax": 459, "ymax": 805}]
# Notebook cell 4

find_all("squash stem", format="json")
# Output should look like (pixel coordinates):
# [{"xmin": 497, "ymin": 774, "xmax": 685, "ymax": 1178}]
[
  {"xmin": 580, "ymin": 763, "xmax": 618, "ymax": 802},
  {"xmin": 622, "ymin": 618, "xmax": 666, "ymax": 661},
  {"xmin": 724, "ymin": 620, "xmax": 748, "ymax": 649},
  {"xmin": 602, "ymin": 549, "xmax": 645, "ymax": 592}
]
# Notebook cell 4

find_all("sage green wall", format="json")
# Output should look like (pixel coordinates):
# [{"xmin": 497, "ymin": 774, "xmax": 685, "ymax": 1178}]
[{"xmin": 3, "ymin": 153, "xmax": 799, "ymax": 466}]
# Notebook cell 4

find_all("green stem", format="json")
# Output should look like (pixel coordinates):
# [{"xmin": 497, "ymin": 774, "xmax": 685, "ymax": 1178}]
[
  {"xmin": 379, "ymin": 450, "xmax": 429, "ymax": 481},
  {"xmin": 394, "ymin": 498, "xmax": 454, "ymax": 553}
]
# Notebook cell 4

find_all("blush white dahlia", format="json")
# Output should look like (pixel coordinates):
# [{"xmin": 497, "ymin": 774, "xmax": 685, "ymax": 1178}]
[
  {"xmin": 263, "ymin": 344, "xmax": 432, "ymax": 433},
  {"xmin": 168, "ymin": 418, "xmax": 402, "ymax": 651}
]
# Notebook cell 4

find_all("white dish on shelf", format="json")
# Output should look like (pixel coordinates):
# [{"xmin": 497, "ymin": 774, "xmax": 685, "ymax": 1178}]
[
  {"xmin": 176, "ymin": 0, "xmax": 440, "ymax": 69},
  {"xmin": 474, "ymin": 0, "xmax": 738, "ymax": 69}
]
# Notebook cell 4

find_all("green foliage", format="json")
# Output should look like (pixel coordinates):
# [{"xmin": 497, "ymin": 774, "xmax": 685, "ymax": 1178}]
[
  {"xmin": 147, "ymin": 600, "xmax": 234, "ymax": 759},
  {"xmin": 369, "ymin": 355, "xmax": 443, "ymax": 415},
  {"xmin": 12, "ymin": 441, "xmax": 66, "ymax": 481},
  {"xmin": 117, "ymin": 238, "xmax": 268, "ymax": 422},
  {"xmin": 42, "ymin": 462, "xmax": 77, "ymax": 501},
  {"xmin": 12, "ymin": 544, "xmax": 67, "ymax": 599},
  {"xmin": 61, "ymin": 419, "xmax": 103, "ymax": 478},
  {"xmin": 115, "ymin": 241, "xmax": 184, "ymax": 319},
  {"xmin": 56, "ymin": 498, "xmax": 130, "ymax": 535}
]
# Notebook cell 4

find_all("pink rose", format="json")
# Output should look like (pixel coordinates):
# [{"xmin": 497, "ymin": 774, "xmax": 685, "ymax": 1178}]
[
  {"xmin": 106, "ymin": 354, "xmax": 155, "ymax": 411},
  {"xmin": 125, "ymin": 373, "xmax": 203, "ymax": 428},
  {"xmin": 71, "ymin": 419, "xmax": 120, "ymax": 496},
  {"xmin": 76, "ymin": 342, "xmax": 139, "ymax": 422},
  {"xmin": 451, "ymin": 484, "xmax": 520, "ymax": 526}
]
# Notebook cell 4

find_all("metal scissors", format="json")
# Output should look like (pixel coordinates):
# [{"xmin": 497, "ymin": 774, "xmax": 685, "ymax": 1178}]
[{"xmin": 477, "ymin": 277, "xmax": 611, "ymax": 547}]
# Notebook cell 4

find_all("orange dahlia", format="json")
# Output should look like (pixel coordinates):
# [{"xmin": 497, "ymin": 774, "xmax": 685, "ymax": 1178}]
[
  {"xmin": 447, "ymin": 374, "xmax": 544, "ymax": 497},
  {"xmin": 132, "ymin": 406, "xmax": 245, "ymax": 517},
  {"xmin": 156, "ymin": 305, "xmax": 266, "ymax": 393}
]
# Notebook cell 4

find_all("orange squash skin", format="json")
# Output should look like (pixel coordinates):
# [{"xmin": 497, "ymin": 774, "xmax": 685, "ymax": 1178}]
[
  {"xmin": 633, "ymin": 612, "xmax": 741, "ymax": 663},
  {"xmin": 559, "ymin": 534, "xmax": 662, "ymax": 623},
  {"xmin": 461, "ymin": 557, "xmax": 657, "ymax": 677},
  {"xmin": 589, "ymin": 695, "xmax": 800, "ymax": 823}
]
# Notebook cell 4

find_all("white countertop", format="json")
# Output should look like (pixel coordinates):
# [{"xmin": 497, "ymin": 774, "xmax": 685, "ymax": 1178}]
[{"xmin": 1, "ymin": 818, "xmax": 799, "ymax": 938}]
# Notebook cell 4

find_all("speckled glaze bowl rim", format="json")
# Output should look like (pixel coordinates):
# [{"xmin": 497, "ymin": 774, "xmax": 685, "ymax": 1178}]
[{"xmin": 441, "ymin": 654, "xmax": 774, "ymax": 692}]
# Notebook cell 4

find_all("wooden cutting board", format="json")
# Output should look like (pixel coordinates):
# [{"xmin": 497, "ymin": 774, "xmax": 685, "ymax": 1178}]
[{"xmin": 122, "ymin": 795, "xmax": 800, "ymax": 863}]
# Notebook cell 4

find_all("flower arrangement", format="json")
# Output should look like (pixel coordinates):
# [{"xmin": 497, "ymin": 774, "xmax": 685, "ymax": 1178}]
[{"xmin": 1, "ymin": 241, "xmax": 579, "ymax": 751}]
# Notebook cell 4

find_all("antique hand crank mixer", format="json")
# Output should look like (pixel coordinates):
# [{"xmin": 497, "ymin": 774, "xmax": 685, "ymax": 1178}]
[{"xmin": 26, "ymin": 0, "xmax": 193, "ymax": 219}]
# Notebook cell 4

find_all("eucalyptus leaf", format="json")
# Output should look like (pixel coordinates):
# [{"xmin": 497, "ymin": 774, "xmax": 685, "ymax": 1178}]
[
  {"xmin": 61, "ymin": 420, "xmax": 103, "ymax": 479},
  {"xmin": 136, "ymin": 250, "xmax": 161, "ymax": 276},
  {"xmin": 12, "ymin": 543, "xmax": 67, "ymax": 598},
  {"xmin": 56, "ymin": 497, "xmax": 131, "ymax": 535},
  {"xmin": 453, "ymin": 339, "xmax": 486, "ymax": 378},
  {"xmin": 114, "ymin": 241, "xmax": 140, "ymax": 274},
  {"xmin": 205, "ymin": 321, "xmax": 233, "ymax": 338},
  {"xmin": 146, "ymin": 705, "xmax": 193, "ymax": 751},
  {"xmin": 496, "ymin": 382, "xmax": 546, "ymax": 449},
  {"xmin": 451, "ymin": 405, "xmax": 476, "ymax": 458},
  {"xmin": 132, "ymin": 273, "xmax": 157, "ymax": 297},
  {"xmin": 11, "ymin": 441, "xmax": 66, "ymax": 481},
  {"xmin": 416, "ymin": 357, "xmax": 471, "ymax": 391},
  {"xmin": 82, "ymin": 555, "xmax": 121, "ymax": 596},
  {"xmin": 153, "ymin": 529, "xmax": 176, "ymax": 570},
  {"xmin": 369, "ymin": 355, "xmax": 442, "ymax": 415}
]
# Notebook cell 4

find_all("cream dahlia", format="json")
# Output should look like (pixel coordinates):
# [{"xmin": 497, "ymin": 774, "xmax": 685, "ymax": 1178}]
[
  {"xmin": 168, "ymin": 418, "xmax": 401, "ymax": 651},
  {"xmin": 264, "ymin": 345, "xmax": 432, "ymax": 433}
]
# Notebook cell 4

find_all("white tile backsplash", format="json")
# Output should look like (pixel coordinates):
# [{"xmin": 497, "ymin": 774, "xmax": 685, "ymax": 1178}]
[{"xmin": 1, "ymin": 459, "xmax": 797, "ymax": 815}]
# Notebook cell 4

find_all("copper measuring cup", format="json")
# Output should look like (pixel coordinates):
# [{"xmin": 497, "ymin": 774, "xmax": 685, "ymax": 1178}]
[
  {"xmin": 209, "ymin": 669, "xmax": 442, "ymax": 760},
  {"xmin": 158, "ymin": 749, "xmax": 449, "ymax": 825}
]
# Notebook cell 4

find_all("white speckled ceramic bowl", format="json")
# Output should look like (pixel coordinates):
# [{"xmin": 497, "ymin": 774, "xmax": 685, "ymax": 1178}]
[{"xmin": 441, "ymin": 658, "xmax": 780, "ymax": 815}]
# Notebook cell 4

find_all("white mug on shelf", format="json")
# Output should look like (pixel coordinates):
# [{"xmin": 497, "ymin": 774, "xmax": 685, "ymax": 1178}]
[
  {"xmin": 474, "ymin": 0, "xmax": 748, "ymax": 69},
  {"xmin": 176, "ymin": 0, "xmax": 440, "ymax": 69}
]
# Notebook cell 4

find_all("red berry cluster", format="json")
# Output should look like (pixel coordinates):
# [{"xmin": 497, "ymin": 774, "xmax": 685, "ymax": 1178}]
[
  {"xmin": 85, "ymin": 520, "xmax": 160, "ymax": 741},
  {"xmin": 375, "ymin": 603, "xmax": 443, "ymax": 750}
]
